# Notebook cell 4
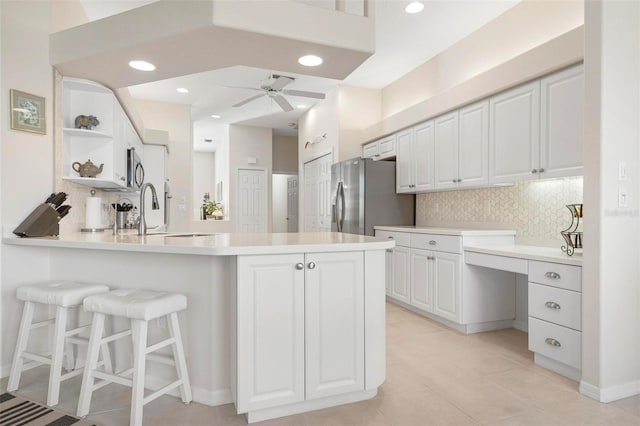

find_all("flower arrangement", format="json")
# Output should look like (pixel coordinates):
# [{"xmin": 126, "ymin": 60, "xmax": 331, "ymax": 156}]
[{"xmin": 202, "ymin": 198, "xmax": 223, "ymax": 219}]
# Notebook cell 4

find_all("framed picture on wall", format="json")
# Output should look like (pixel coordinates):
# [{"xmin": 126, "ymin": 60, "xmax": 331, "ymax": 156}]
[{"xmin": 10, "ymin": 89, "xmax": 46, "ymax": 135}]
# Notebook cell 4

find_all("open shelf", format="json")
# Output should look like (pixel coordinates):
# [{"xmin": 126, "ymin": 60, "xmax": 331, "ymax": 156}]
[
  {"xmin": 63, "ymin": 127, "xmax": 112, "ymax": 139},
  {"xmin": 63, "ymin": 176, "xmax": 128, "ymax": 190}
]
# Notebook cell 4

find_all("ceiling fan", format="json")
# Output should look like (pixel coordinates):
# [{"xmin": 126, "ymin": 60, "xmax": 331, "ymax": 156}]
[{"xmin": 228, "ymin": 74, "xmax": 326, "ymax": 112}]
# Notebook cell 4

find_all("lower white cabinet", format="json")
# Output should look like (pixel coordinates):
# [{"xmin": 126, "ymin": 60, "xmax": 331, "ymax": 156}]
[
  {"xmin": 390, "ymin": 246, "xmax": 411, "ymax": 303},
  {"xmin": 235, "ymin": 251, "xmax": 365, "ymax": 414},
  {"xmin": 410, "ymin": 249, "xmax": 432, "ymax": 312},
  {"xmin": 432, "ymin": 252, "xmax": 461, "ymax": 323}
]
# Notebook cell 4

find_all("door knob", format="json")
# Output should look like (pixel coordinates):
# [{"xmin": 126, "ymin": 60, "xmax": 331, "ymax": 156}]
[
  {"xmin": 295, "ymin": 263, "xmax": 304, "ymax": 270},
  {"xmin": 307, "ymin": 262, "xmax": 316, "ymax": 269}
]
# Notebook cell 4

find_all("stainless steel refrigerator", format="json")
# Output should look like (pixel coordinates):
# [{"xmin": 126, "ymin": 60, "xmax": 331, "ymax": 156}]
[{"xmin": 331, "ymin": 158, "xmax": 414, "ymax": 235}]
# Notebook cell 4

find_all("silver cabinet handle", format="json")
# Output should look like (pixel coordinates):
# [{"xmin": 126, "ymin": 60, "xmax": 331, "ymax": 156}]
[
  {"xmin": 457, "ymin": 179, "xmax": 462, "ymax": 183},
  {"xmin": 538, "ymin": 168, "xmax": 545, "ymax": 173},
  {"xmin": 375, "ymin": 154, "xmax": 380, "ymax": 157},
  {"xmin": 545, "ymin": 272, "xmax": 561, "ymax": 279},
  {"xmin": 386, "ymin": 249, "xmax": 393, "ymax": 253},
  {"xmin": 428, "ymin": 256, "xmax": 435, "ymax": 260},
  {"xmin": 295, "ymin": 263, "xmax": 304, "ymax": 270},
  {"xmin": 388, "ymin": 236, "xmax": 394, "ymax": 239},
  {"xmin": 452, "ymin": 179, "xmax": 457, "ymax": 183},
  {"xmin": 307, "ymin": 262, "xmax": 316, "ymax": 270},
  {"xmin": 545, "ymin": 338, "xmax": 561, "ymax": 347},
  {"xmin": 531, "ymin": 169, "xmax": 538, "ymax": 174},
  {"xmin": 428, "ymin": 240, "xmax": 437, "ymax": 246},
  {"xmin": 545, "ymin": 301, "xmax": 561, "ymax": 310}
]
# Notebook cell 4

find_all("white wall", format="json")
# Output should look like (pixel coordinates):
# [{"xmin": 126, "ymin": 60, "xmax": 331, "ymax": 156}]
[
  {"xmin": 272, "ymin": 135, "xmax": 298, "ymax": 173},
  {"xmin": 581, "ymin": 0, "xmax": 640, "ymax": 402},
  {"xmin": 272, "ymin": 174, "xmax": 289, "ymax": 232}
]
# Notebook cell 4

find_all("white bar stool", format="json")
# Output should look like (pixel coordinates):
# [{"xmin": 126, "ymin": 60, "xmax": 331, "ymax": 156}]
[
  {"xmin": 7, "ymin": 281, "xmax": 112, "ymax": 406},
  {"xmin": 77, "ymin": 289, "xmax": 192, "ymax": 426}
]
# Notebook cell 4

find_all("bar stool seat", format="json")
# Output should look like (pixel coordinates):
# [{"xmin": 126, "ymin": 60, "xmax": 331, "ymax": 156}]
[
  {"xmin": 8, "ymin": 281, "xmax": 111, "ymax": 407},
  {"xmin": 78, "ymin": 288, "xmax": 192, "ymax": 426}
]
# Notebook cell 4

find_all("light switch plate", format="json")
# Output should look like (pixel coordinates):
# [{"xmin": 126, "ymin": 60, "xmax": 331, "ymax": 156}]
[
  {"xmin": 619, "ymin": 161, "xmax": 627, "ymax": 181},
  {"xmin": 618, "ymin": 187, "xmax": 628, "ymax": 207}
]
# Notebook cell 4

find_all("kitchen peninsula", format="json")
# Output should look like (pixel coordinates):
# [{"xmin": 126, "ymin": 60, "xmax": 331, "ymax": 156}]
[{"xmin": 3, "ymin": 232, "xmax": 391, "ymax": 423}]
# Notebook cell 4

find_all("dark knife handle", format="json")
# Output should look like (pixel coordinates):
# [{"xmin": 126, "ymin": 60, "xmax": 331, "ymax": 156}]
[{"xmin": 56, "ymin": 205, "xmax": 71, "ymax": 218}]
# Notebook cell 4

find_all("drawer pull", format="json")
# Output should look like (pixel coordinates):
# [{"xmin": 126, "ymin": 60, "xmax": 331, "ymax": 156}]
[
  {"xmin": 386, "ymin": 249, "xmax": 393, "ymax": 253},
  {"xmin": 545, "ymin": 338, "xmax": 562, "ymax": 347},
  {"xmin": 545, "ymin": 272, "xmax": 561, "ymax": 279},
  {"xmin": 427, "ymin": 256, "xmax": 435, "ymax": 260},
  {"xmin": 428, "ymin": 240, "xmax": 437, "ymax": 246},
  {"xmin": 544, "ymin": 301, "xmax": 561, "ymax": 310},
  {"xmin": 387, "ymin": 236, "xmax": 394, "ymax": 239}
]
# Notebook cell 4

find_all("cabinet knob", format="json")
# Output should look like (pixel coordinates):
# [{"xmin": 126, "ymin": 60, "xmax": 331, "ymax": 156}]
[
  {"xmin": 531, "ymin": 169, "xmax": 538, "ymax": 174},
  {"xmin": 545, "ymin": 272, "xmax": 561, "ymax": 279},
  {"xmin": 427, "ymin": 256, "xmax": 435, "ymax": 260},
  {"xmin": 538, "ymin": 168, "xmax": 545, "ymax": 173},
  {"xmin": 307, "ymin": 262, "xmax": 316, "ymax": 270},
  {"xmin": 386, "ymin": 249, "xmax": 393, "ymax": 253},
  {"xmin": 452, "ymin": 179, "xmax": 457, "ymax": 183},
  {"xmin": 544, "ymin": 301, "xmax": 561, "ymax": 310},
  {"xmin": 295, "ymin": 263, "xmax": 304, "ymax": 270},
  {"xmin": 428, "ymin": 240, "xmax": 437, "ymax": 246},
  {"xmin": 545, "ymin": 338, "xmax": 562, "ymax": 347}
]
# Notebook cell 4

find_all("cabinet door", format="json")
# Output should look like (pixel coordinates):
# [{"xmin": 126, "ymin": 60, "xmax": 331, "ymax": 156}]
[
  {"xmin": 458, "ymin": 100, "xmax": 489, "ymax": 187},
  {"xmin": 489, "ymin": 81, "xmax": 540, "ymax": 184},
  {"xmin": 413, "ymin": 121, "xmax": 435, "ymax": 192},
  {"xmin": 305, "ymin": 251, "xmax": 365, "ymax": 399},
  {"xmin": 410, "ymin": 248, "xmax": 432, "ymax": 312},
  {"xmin": 236, "ymin": 255, "xmax": 305, "ymax": 413},
  {"xmin": 434, "ymin": 112, "xmax": 459, "ymax": 190},
  {"xmin": 362, "ymin": 141, "xmax": 378, "ymax": 159},
  {"xmin": 395, "ymin": 129, "xmax": 415, "ymax": 193},
  {"xmin": 540, "ymin": 65, "xmax": 583, "ymax": 178},
  {"xmin": 378, "ymin": 135, "xmax": 396, "ymax": 159},
  {"xmin": 432, "ymin": 252, "xmax": 462, "ymax": 323},
  {"xmin": 390, "ymin": 246, "xmax": 411, "ymax": 303}
]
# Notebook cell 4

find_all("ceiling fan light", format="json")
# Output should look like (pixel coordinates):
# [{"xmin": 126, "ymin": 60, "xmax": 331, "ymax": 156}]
[
  {"xmin": 128, "ymin": 60, "xmax": 156, "ymax": 71},
  {"xmin": 176, "ymin": 87, "xmax": 189, "ymax": 94},
  {"xmin": 405, "ymin": 1, "xmax": 424, "ymax": 14},
  {"xmin": 211, "ymin": 114, "xmax": 221, "ymax": 119},
  {"xmin": 298, "ymin": 55, "xmax": 323, "ymax": 67}
]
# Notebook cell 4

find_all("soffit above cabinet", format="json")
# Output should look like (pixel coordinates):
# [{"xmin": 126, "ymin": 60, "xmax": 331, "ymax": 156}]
[{"xmin": 50, "ymin": 0, "xmax": 374, "ymax": 89}]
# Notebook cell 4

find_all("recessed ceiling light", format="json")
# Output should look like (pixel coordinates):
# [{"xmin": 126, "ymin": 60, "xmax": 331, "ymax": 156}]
[
  {"xmin": 298, "ymin": 55, "xmax": 323, "ymax": 67},
  {"xmin": 128, "ymin": 60, "xmax": 156, "ymax": 71},
  {"xmin": 211, "ymin": 114, "xmax": 221, "ymax": 119},
  {"xmin": 176, "ymin": 88, "xmax": 189, "ymax": 94},
  {"xmin": 296, "ymin": 104, "xmax": 307, "ymax": 109},
  {"xmin": 405, "ymin": 1, "xmax": 424, "ymax": 14}
]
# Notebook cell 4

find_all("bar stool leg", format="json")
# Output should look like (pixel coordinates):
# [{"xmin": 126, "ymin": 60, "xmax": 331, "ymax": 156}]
[
  {"xmin": 48, "ymin": 306, "xmax": 68, "ymax": 406},
  {"xmin": 130, "ymin": 319, "xmax": 148, "ymax": 426},
  {"xmin": 64, "ymin": 306, "xmax": 79, "ymax": 372},
  {"xmin": 168, "ymin": 312, "xmax": 192, "ymax": 403},
  {"xmin": 77, "ymin": 312, "xmax": 105, "ymax": 417},
  {"xmin": 7, "ymin": 301, "xmax": 35, "ymax": 392}
]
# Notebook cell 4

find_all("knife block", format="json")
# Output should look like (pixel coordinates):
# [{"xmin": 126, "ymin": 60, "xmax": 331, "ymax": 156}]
[{"xmin": 13, "ymin": 204, "xmax": 61, "ymax": 237}]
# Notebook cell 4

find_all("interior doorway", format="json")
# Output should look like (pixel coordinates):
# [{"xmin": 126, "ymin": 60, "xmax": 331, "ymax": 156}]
[
  {"xmin": 237, "ymin": 168, "xmax": 268, "ymax": 233},
  {"xmin": 272, "ymin": 173, "xmax": 298, "ymax": 232}
]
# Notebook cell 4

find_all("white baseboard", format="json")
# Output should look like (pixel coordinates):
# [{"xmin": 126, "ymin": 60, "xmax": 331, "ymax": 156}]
[
  {"xmin": 143, "ymin": 375, "xmax": 232, "ymax": 406},
  {"xmin": 580, "ymin": 379, "xmax": 640, "ymax": 403},
  {"xmin": 512, "ymin": 320, "xmax": 528, "ymax": 332},
  {"xmin": 534, "ymin": 353, "xmax": 580, "ymax": 381}
]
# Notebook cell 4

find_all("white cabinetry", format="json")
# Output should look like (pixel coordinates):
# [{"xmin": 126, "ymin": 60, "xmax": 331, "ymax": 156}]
[
  {"xmin": 410, "ymin": 248, "xmax": 432, "ymax": 312},
  {"xmin": 434, "ymin": 112, "xmax": 459, "ymax": 190},
  {"xmin": 62, "ymin": 77, "xmax": 143, "ymax": 190},
  {"xmin": 458, "ymin": 100, "xmax": 489, "ymax": 187},
  {"xmin": 489, "ymin": 80, "xmax": 540, "ymax": 184},
  {"xmin": 396, "ymin": 122, "xmax": 435, "ymax": 193},
  {"xmin": 234, "ymin": 251, "xmax": 365, "ymax": 414},
  {"xmin": 528, "ymin": 260, "xmax": 582, "ymax": 380},
  {"xmin": 362, "ymin": 135, "xmax": 395, "ymax": 160}
]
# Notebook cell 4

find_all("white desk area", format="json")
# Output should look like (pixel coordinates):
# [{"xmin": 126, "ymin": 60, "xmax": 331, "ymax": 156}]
[{"xmin": 464, "ymin": 244, "xmax": 583, "ymax": 381}]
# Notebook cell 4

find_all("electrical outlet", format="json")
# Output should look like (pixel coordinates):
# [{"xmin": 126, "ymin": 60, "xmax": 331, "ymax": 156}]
[{"xmin": 618, "ymin": 187, "xmax": 628, "ymax": 208}]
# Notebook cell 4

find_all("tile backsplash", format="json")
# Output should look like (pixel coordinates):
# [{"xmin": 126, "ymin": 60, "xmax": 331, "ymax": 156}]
[{"xmin": 416, "ymin": 177, "xmax": 583, "ymax": 246}]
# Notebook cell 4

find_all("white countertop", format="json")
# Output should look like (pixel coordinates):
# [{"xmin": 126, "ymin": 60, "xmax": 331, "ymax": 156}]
[
  {"xmin": 374, "ymin": 225, "xmax": 516, "ymax": 236},
  {"xmin": 464, "ymin": 244, "xmax": 582, "ymax": 266},
  {"xmin": 2, "ymin": 231, "xmax": 394, "ymax": 256}
]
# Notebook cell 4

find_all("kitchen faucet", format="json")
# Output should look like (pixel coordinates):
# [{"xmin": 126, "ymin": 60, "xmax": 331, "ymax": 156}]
[{"xmin": 138, "ymin": 182, "xmax": 159, "ymax": 235}]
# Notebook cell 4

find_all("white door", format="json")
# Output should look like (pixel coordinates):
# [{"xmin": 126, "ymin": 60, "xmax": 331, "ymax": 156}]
[
  {"xmin": 236, "ymin": 254, "xmax": 305, "ymax": 413},
  {"xmin": 286, "ymin": 176, "xmax": 298, "ymax": 232},
  {"xmin": 303, "ymin": 153, "xmax": 332, "ymax": 232},
  {"xmin": 390, "ymin": 246, "xmax": 411, "ymax": 304},
  {"xmin": 305, "ymin": 251, "xmax": 365, "ymax": 399},
  {"xmin": 458, "ymin": 100, "xmax": 489, "ymax": 187},
  {"xmin": 434, "ymin": 112, "xmax": 460, "ymax": 190},
  {"xmin": 395, "ymin": 129, "xmax": 414, "ymax": 193},
  {"xmin": 237, "ymin": 169, "xmax": 268, "ymax": 233},
  {"xmin": 540, "ymin": 64, "xmax": 584, "ymax": 178},
  {"xmin": 432, "ymin": 252, "xmax": 462, "ymax": 323},
  {"xmin": 489, "ymin": 81, "xmax": 540, "ymax": 184},
  {"xmin": 414, "ymin": 120, "xmax": 435, "ymax": 192},
  {"xmin": 411, "ymin": 248, "xmax": 432, "ymax": 312}
]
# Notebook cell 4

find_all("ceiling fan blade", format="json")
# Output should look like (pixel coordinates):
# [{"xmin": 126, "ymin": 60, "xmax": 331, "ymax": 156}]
[
  {"xmin": 273, "ymin": 94, "xmax": 294, "ymax": 112},
  {"xmin": 271, "ymin": 76, "xmax": 295, "ymax": 90},
  {"xmin": 223, "ymin": 85, "xmax": 263, "ymax": 92},
  {"xmin": 282, "ymin": 89, "xmax": 326, "ymax": 100},
  {"xmin": 232, "ymin": 93, "xmax": 266, "ymax": 108}
]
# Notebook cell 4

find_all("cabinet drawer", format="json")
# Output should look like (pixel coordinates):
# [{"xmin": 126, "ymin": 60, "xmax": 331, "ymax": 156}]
[
  {"xmin": 528, "ymin": 317, "xmax": 581, "ymax": 370},
  {"xmin": 529, "ymin": 261, "xmax": 581, "ymax": 291},
  {"xmin": 411, "ymin": 233, "xmax": 462, "ymax": 254},
  {"xmin": 529, "ymin": 283, "xmax": 581, "ymax": 331},
  {"xmin": 378, "ymin": 137, "xmax": 396, "ymax": 158},
  {"xmin": 375, "ymin": 230, "xmax": 411, "ymax": 247}
]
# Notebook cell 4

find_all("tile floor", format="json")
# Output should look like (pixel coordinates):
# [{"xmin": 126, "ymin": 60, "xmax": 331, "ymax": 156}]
[{"xmin": 3, "ymin": 302, "xmax": 640, "ymax": 425}]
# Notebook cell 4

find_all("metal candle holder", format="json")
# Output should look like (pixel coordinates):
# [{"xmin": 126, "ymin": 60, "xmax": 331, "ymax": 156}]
[{"xmin": 561, "ymin": 203, "xmax": 583, "ymax": 256}]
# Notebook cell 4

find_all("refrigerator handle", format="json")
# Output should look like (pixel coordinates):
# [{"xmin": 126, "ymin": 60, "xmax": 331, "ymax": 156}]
[
  {"xmin": 339, "ymin": 181, "xmax": 346, "ymax": 232},
  {"xmin": 335, "ymin": 181, "xmax": 343, "ymax": 232}
]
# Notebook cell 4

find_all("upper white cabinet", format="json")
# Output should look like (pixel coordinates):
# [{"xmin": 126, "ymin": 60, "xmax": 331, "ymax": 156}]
[
  {"xmin": 61, "ymin": 77, "xmax": 143, "ymax": 190},
  {"xmin": 539, "ymin": 64, "xmax": 584, "ymax": 178},
  {"xmin": 489, "ymin": 80, "xmax": 541, "ymax": 184},
  {"xmin": 434, "ymin": 111, "xmax": 460, "ymax": 190},
  {"xmin": 362, "ymin": 135, "xmax": 396, "ymax": 160},
  {"xmin": 396, "ymin": 121, "xmax": 435, "ymax": 193},
  {"xmin": 458, "ymin": 100, "xmax": 489, "ymax": 187}
]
